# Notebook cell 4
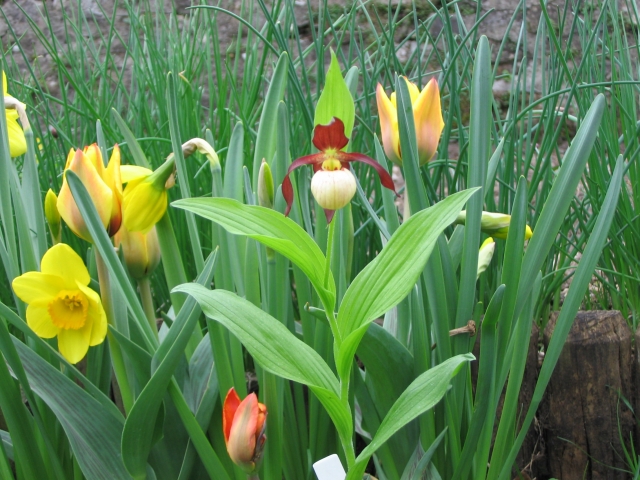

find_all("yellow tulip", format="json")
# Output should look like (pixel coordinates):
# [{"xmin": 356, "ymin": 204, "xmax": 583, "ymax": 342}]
[
  {"xmin": 114, "ymin": 224, "xmax": 161, "ymax": 280},
  {"xmin": 57, "ymin": 144, "xmax": 123, "ymax": 242},
  {"xmin": 456, "ymin": 211, "xmax": 533, "ymax": 240},
  {"xmin": 122, "ymin": 158, "xmax": 174, "ymax": 233},
  {"xmin": 3, "ymin": 72, "xmax": 27, "ymax": 158},
  {"xmin": 11, "ymin": 244, "xmax": 107, "ymax": 364},
  {"xmin": 376, "ymin": 77, "xmax": 445, "ymax": 166}
]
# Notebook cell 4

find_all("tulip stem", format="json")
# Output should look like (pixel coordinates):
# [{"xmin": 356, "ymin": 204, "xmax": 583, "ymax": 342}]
[
  {"xmin": 138, "ymin": 277, "xmax": 158, "ymax": 339},
  {"xmin": 323, "ymin": 219, "xmax": 336, "ymax": 289}
]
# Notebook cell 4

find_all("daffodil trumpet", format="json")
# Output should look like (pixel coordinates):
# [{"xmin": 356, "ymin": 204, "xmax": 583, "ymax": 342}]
[{"xmin": 282, "ymin": 117, "xmax": 396, "ymax": 223}]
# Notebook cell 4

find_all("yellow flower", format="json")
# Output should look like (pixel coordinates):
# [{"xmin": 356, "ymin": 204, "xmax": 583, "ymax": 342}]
[
  {"xmin": 44, "ymin": 189, "xmax": 61, "ymax": 244},
  {"xmin": 57, "ymin": 144, "xmax": 123, "ymax": 242},
  {"xmin": 122, "ymin": 158, "xmax": 174, "ymax": 233},
  {"xmin": 456, "ymin": 211, "xmax": 533, "ymax": 240},
  {"xmin": 11, "ymin": 244, "xmax": 107, "ymax": 364},
  {"xmin": 114, "ymin": 224, "xmax": 161, "ymax": 280},
  {"xmin": 376, "ymin": 77, "xmax": 444, "ymax": 166},
  {"xmin": 477, "ymin": 237, "xmax": 496, "ymax": 279},
  {"xmin": 3, "ymin": 72, "xmax": 27, "ymax": 158}
]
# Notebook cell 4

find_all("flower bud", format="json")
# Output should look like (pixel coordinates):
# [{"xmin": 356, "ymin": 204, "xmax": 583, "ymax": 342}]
[
  {"xmin": 456, "ymin": 210, "xmax": 533, "ymax": 240},
  {"xmin": 114, "ymin": 224, "xmax": 161, "ymax": 280},
  {"xmin": 258, "ymin": 159, "xmax": 275, "ymax": 209},
  {"xmin": 3, "ymin": 72, "xmax": 27, "ymax": 158},
  {"xmin": 310, "ymin": 168, "xmax": 357, "ymax": 211},
  {"xmin": 44, "ymin": 189, "xmax": 61, "ymax": 244},
  {"xmin": 223, "ymin": 388, "xmax": 267, "ymax": 475},
  {"xmin": 476, "ymin": 237, "xmax": 495, "ymax": 279}
]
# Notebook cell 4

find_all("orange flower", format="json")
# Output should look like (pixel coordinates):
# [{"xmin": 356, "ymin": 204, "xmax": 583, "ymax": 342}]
[{"xmin": 223, "ymin": 388, "xmax": 267, "ymax": 474}]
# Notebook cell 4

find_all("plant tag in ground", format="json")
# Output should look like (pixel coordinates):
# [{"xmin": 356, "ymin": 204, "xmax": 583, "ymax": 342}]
[{"xmin": 314, "ymin": 454, "xmax": 346, "ymax": 480}]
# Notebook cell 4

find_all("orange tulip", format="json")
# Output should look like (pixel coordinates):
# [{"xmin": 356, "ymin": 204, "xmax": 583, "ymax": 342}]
[{"xmin": 223, "ymin": 388, "xmax": 267, "ymax": 474}]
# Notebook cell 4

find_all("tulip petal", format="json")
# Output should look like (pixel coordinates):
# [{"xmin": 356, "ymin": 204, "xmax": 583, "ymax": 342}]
[
  {"xmin": 77, "ymin": 282, "xmax": 107, "ymax": 346},
  {"xmin": 376, "ymin": 83, "xmax": 402, "ymax": 165},
  {"xmin": 282, "ymin": 153, "xmax": 323, "ymax": 217},
  {"xmin": 341, "ymin": 152, "xmax": 397, "ymax": 194},
  {"xmin": 40, "ymin": 244, "xmax": 90, "ymax": 287},
  {"xmin": 26, "ymin": 300, "xmax": 60, "ymax": 339},
  {"xmin": 227, "ymin": 394, "xmax": 259, "ymax": 465},
  {"xmin": 83, "ymin": 144, "xmax": 106, "ymax": 179},
  {"xmin": 120, "ymin": 165, "xmax": 153, "ymax": 183},
  {"xmin": 312, "ymin": 117, "xmax": 349, "ymax": 152},
  {"xmin": 12, "ymin": 272, "xmax": 63, "ymax": 303},
  {"xmin": 104, "ymin": 145, "xmax": 123, "ymax": 235},
  {"xmin": 223, "ymin": 388, "xmax": 242, "ymax": 443},
  {"xmin": 413, "ymin": 78, "xmax": 445, "ymax": 165},
  {"xmin": 57, "ymin": 326, "xmax": 91, "ymax": 364}
]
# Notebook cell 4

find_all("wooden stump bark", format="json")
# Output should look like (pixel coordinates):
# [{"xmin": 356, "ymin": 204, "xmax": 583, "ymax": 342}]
[{"xmin": 541, "ymin": 311, "xmax": 635, "ymax": 479}]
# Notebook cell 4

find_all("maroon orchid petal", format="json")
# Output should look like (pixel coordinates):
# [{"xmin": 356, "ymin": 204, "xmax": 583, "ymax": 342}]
[
  {"xmin": 312, "ymin": 118, "xmax": 349, "ymax": 152},
  {"xmin": 324, "ymin": 208, "xmax": 336, "ymax": 224},
  {"xmin": 282, "ymin": 153, "xmax": 323, "ymax": 216},
  {"xmin": 340, "ymin": 152, "xmax": 397, "ymax": 195}
]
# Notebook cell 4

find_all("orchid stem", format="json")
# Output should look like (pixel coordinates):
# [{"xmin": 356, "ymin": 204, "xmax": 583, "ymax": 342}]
[
  {"xmin": 248, "ymin": 475, "xmax": 260, "ymax": 480},
  {"xmin": 95, "ymin": 250, "xmax": 134, "ymax": 414},
  {"xmin": 138, "ymin": 277, "xmax": 158, "ymax": 339},
  {"xmin": 324, "ymin": 218, "xmax": 335, "ymax": 289}
]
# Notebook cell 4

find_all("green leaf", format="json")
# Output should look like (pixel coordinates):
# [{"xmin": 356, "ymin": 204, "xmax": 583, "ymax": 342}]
[
  {"xmin": 173, "ymin": 286, "xmax": 353, "ymax": 447},
  {"xmin": 348, "ymin": 354, "xmax": 475, "ymax": 480},
  {"xmin": 172, "ymin": 197, "xmax": 336, "ymax": 313},
  {"xmin": 336, "ymin": 189, "xmax": 478, "ymax": 380},
  {"xmin": 12, "ymin": 339, "xmax": 131, "ymax": 480},
  {"xmin": 314, "ymin": 50, "xmax": 355, "ymax": 138},
  {"xmin": 122, "ymin": 252, "xmax": 218, "ymax": 480}
]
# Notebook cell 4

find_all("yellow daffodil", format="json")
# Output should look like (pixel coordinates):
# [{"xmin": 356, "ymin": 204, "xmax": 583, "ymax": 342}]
[
  {"xmin": 57, "ymin": 144, "xmax": 123, "ymax": 242},
  {"xmin": 3, "ymin": 72, "xmax": 27, "ymax": 157},
  {"xmin": 456, "ymin": 211, "xmax": 533, "ymax": 240},
  {"xmin": 114, "ymin": 224, "xmax": 161, "ymax": 280},
  {"xmin": 44, "ymin": 189, "xmax": 61, "ymax": 244},
  {"xmin": 11, "ymin": 244, "xmax": 107, "ymax": 364},
  {"xmin": 122, "ymin": 158, "xmax": 174, "ymax": 233},
  {"xmin": 376, "ymin": 77, "xmax": 445, "ymax": 166}
]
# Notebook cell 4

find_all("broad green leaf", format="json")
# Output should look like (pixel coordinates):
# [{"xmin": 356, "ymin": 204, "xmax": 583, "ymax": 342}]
[
  {"xmin": 253, "ymin": 52, "xmax": 288, "ymax": 191},
  {"xmin": 336, "ymin": 189, "xmax": 478, "ymax": 380},
  {"xmin": 122, "ymin": 252, "xmax": 218, "ymax": 480},
  {"xmin": 348, "ymin": 354, "xmax": 475, "ymax": 480},
  {"xmin": 172, "ymin": 198, "xmax": 336, "ymax": 313},
  {"xmin": 314, "ymin": 50, "xmax": 355, "ymax": 138},
  {"xmin": 174, "ymin": 286, "xmax": 353, "ymax": 446},
  {"xmin": 12, "ymin": 339, "xmax": 131, "ymax": 480}
]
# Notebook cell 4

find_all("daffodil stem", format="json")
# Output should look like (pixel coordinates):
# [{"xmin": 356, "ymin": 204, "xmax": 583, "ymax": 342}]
[
  {"xmin": 95, "ymin": 251, "xmax": 134, "ymax": 414},
  {"xmin": 324, "ymin": 219, "xmax": 336, "ymax": 289},
  {"xmin": 138, "ymin": 278, "xmax": 158, "ymax": 340}
]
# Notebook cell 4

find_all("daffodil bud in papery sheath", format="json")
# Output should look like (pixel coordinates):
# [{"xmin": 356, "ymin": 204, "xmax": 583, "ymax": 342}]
[
  {"xmin": 476, "ymin": 237, "xmax": 495, "ymax": 279},
  {"xmin": 258, "ymin": 159, "xmax": 275, "ymax": 209},
  {"xmin": 3, "ymin": 71, "xmax": 27, "ymax": 157},
  {"xmin": 114, "ymin": 224, "xmax": 161, "ymax": 280},
  {"xmin": 44, "ymin": 189, "xmax": 61, "ymax": 244},
  {"xmin": 376, "ymin": 77, "xmax": 445, "ymax": 166},
  {"xmin": 223, "ymin": 388, "xmax": 267, "ymax": 475},
  {"xmin": 455, "ymin": 210, "xmax": 533, "ymax": 240},
  {"xmin": 122, "ymin": 156, "xmax": 175, "ymax": 233}
]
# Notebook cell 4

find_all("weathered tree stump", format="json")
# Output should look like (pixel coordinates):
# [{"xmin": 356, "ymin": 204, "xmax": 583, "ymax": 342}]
[{"xmin": 541, "ymin": 311, "xmax": 635, "ymax": 479}]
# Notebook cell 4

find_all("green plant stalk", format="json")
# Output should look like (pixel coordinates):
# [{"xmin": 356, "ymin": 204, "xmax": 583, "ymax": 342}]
[
  {"xmin": 138, "ymin": 277, "xmax": 158, "ymax": 340},
  {"xmin": 94, "ymin": 250, "xmax": 134, "ymax": 414}
]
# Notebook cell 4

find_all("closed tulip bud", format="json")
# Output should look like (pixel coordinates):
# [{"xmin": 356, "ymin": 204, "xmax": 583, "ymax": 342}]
[
  {"xmin": 476, "ymin": 237, "xmax": 495, "ymax": 279},
  {"xmin": 258, "ymin": 159, "xmax": 275, "ymax": 209},
  {"xmin": 44, "ymin": 189, "xmax": 61, "ymax": 244},
  {"xmin": 376, "ymin": 77, "xmax": 445, "ymax": 166},
  {"xmin": 223, "ymin": 388, "xmax": 267, "ymax": 475},
  {"xmin": 456, "ymin": 210, "xmax": 533, "ymax": 240},
  {"xmin": 114, "ymin": 224, "xmax": 161, "ymax": 280}
]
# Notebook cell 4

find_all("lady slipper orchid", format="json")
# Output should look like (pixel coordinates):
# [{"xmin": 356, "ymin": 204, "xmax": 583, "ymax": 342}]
[
  {"xmin": 376, "ymin": 77, "xmax": 445, "ymax": 166},
  {"xmin": 223, "ymin": 388, "xmax": 267, "ymax": 474},
  {"xmin": 57, "ymin": 144, "xmax": 123, "ymax": 242},
  {"xmin": 11, "ymin": 244, "xmax": 107, "ymax": 364},
  {"xmin": 282, "ymin": 117, "xmax": 396, "ymax": 223},
  {"xmin": 3, "ymin": 72, "xmax": 27, "ymax": 158}
]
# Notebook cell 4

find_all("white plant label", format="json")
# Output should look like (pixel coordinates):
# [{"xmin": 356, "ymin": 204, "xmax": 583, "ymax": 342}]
[{"xmin": 313, "ymin": 454, "xmax": 346, "ymax": 480}]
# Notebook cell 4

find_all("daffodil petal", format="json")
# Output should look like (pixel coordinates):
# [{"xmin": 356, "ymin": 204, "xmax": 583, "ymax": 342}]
[
  {"xmin": 57, "ymin": 327, "xmax": 91, "ymax": 364},
  {"xmin": 122, "ymin": 181, "xmax": 167, "ymax": 233},
  {"xmin": 12, "ymin": 272, "xmax": 63, "ymax": 303},
  {"xmin": 40, "ymin": 244, "xmax": 90, "ymax": 287},
  {"xmin": 76, "ymin": 282, "xmax": 107, "ymax": 346},
  {"xmin": 26, "ymin": 300, "xmax": 60, "ymax": 339},
  {"xmin": 6, "ymin": 112, "xmax": 26, "ymax": 158},
  {"xmin": 120, "ymin": 165, "xmax": 153, "ymax": 183}
]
